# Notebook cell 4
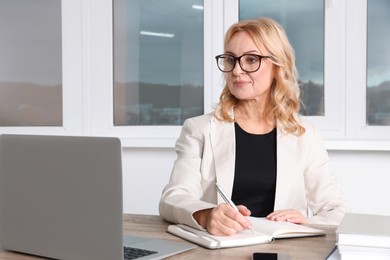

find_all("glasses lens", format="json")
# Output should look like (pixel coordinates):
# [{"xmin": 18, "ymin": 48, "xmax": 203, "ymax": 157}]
[
  {"xmin": 241, "ymin": 54, "xmax": 261, "ymax": 72},
  {"xmin": 217, "ymin": 55, "xmax": 235, "ymax": 72}
]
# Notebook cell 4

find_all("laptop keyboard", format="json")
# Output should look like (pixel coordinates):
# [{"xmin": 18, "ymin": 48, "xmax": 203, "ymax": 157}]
[{"xmin": 124, "ymin": 246, "xmax": 158, "ymax": 259}]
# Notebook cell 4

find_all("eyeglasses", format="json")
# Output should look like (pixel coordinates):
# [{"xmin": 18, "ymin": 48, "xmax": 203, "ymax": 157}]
[{"xmin": 215, "ymin": 54, "xmax": 270, "ymax": 73}]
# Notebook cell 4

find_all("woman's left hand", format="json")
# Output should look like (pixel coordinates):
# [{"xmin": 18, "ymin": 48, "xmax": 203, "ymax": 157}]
[{"xmin": 266, "ymin": 209, "xmax": 307, "ymax": 224}]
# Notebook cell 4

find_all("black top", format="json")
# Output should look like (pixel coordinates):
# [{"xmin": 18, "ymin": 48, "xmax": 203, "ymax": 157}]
[{"xmin": 231, "ymin": 122, "xmax": 277, "ymax": 217}]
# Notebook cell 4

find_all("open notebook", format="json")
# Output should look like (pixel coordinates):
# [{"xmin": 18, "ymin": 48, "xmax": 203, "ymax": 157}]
[
  {"xmin": 0, "ymin": 134, "xmax": 195, "ymax": 260},
  {"xmin": 168, "ymin": 216, "xmax": 325, "ymax": 249}
]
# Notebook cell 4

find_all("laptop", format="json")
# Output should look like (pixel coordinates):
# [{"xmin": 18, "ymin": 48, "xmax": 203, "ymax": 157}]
[{"xmin": 0, "ymin": 134, "xmax": 195, "ymax": 260}]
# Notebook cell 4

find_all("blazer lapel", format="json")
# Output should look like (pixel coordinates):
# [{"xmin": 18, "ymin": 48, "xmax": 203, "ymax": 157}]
[
  {"xmin": 274, "ymin": 129, "xmax": 298, "ymax": 210},
  {"xmin": 209, "ymin": 117, "xmax": 236, "ymax": 204}
]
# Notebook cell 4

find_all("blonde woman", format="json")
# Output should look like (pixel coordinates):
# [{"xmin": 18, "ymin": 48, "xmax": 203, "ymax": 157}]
[{"xmin": 159, "ymin": 18, "xmax": 347, "ymax": 236}]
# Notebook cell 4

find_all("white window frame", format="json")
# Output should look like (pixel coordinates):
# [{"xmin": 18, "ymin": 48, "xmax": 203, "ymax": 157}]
[
  {"xmin": 331, "ymin": 0, "xmax": 390, "ymax": 151},
  {"xmin": 325, "ymin": 0, "xmax": 390, "ymax": 150},
  {"xmin": 0, "ymin": 0, "xmax": 84, "ymax": 136},
  {"xmin": 88, "ymin": 0, "xmax": 225, "ymax": 147}
]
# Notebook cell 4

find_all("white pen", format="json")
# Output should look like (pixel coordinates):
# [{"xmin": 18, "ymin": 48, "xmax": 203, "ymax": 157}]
[{"xmin": 215, "ymin": 182, "xmax": 254, "ymax": 234}]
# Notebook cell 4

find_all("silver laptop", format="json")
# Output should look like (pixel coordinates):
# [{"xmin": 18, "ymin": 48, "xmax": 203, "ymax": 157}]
[{"xmin": 0, "ymin": 134, "xmax": 195, "ymax": 260}]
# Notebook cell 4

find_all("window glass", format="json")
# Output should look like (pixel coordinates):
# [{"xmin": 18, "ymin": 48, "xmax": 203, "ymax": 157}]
[
  {"xmin": 367, "ymin": 0, "xmax": 390, "ymax": 126},
  {"xmin": 0, "ymin": 0, "xmax": 62, "ymax": 126},
  {"xmin": 113, "ymin": 0, "xmax": 204, "ymax": 126},
  {"xmin": 239, "ymin": 0, "xmax": 324, "ymax": 116}
]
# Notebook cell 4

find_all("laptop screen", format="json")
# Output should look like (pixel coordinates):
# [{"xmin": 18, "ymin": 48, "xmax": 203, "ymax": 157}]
[{"xmin": 0, "ymin": 134, "xmax": 124, "ymax": 260}]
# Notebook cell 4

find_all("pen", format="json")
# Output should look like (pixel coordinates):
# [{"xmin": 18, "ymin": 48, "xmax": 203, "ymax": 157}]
[{"xmin": 215, "ymin": 182, "xmax": 254, "ymax": 234}]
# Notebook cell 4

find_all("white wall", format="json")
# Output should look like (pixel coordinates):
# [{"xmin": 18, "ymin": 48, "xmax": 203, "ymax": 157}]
[
  {"xmin": 122, "ymin": 147, "xmax": 390, "ymax": 216},
  {"xmin": 329, "ymin": 150, "xmax": 390, "ymax": 216},
  {"xmin": 122, "ymin": 148, "xmax": 176, "ymax": 215}
]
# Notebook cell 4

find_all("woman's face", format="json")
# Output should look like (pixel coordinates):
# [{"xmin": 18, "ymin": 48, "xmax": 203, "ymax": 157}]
[{"xmin": 225, "ymin": 31, "xmax": 275, "ymax": 102}]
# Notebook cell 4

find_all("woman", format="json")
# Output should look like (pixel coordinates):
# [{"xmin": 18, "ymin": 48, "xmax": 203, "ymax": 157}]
[{"xmin": 159, "ymin": 18, "xmax": 347, "ymax": 236}]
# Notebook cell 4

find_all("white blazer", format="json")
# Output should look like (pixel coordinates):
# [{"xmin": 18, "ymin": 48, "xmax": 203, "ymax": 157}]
[{"xmin": 159, "ymin": 112, "xmax": 347, "ymax": 229}]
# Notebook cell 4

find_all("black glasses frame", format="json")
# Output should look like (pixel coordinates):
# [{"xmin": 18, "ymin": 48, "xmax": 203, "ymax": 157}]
[{"xmin": 215, "ymin": 53, "xmax": 270, "ymax": 73}]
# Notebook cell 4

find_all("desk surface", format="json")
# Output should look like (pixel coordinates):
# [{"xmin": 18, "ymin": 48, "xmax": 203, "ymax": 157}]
[{"xmin": 0, "ymin": 214, "xmax": 337, "ymax": 260}]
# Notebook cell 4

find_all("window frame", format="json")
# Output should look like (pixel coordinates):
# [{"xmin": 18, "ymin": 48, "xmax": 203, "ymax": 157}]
[
  {"xmin": 325, "ymin": 0, "xmax": 390, "ymax": 151},
  {"xmin": 89, "ymin": 0, "xmax": 223, "ymax": 147},
  {"xmin": 0, "ymin": 0, "xmax": 83, "ymax": 136},
  {"xmin": 341, "ymin": 0, "xmax": 390, "ymax": 150},
  {"xmin": 1, "ymin": 0, "xmax": 390, "ymax": 150}
]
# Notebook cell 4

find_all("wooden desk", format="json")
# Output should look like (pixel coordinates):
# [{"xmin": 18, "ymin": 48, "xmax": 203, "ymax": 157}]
[
  {"xmin": 125, "ymin": 214, "xmax": 337, "ymax": 260},
  {"xmin": 0, "ymin": 214, "xmax": 337, "ymax": 259}
]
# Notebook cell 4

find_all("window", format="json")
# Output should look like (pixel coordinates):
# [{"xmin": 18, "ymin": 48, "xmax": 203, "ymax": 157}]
[
  {"xmin": 0, "ymin": 0, "xmax": 62, "ymax": 126},
  {"xmin": 113, "ymin": 0, "xmax": 204, "ymax": 126},
  {"xmin": 367, "ymin": 0, "xmax": 390, "ymax": 126},
  {"xmin": 91, "ymin": 0, "xmax": 214, "ymax": 146},
  {"xmin": 342, "ymin": 0, "xmax": 390, "ymax": 149},
  {"xmin": 0, "ymin": 0, "xmax": 83, "ymax": 135}
]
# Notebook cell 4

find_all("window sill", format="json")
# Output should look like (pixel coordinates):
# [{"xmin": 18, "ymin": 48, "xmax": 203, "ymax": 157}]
[{"xmin": 325, "ymin": 140, "xmax": 390, "ymax": 151}]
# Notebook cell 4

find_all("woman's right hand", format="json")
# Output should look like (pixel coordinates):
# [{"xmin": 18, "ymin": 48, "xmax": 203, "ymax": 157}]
[{"xmin": 193, "ymin": 204, "xmax": 253, "ymax": 236}]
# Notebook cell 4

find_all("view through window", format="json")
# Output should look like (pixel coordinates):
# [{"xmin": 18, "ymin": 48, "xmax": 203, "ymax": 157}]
[
  {"xmin": 0, "ymin": 0, "xmax": 62, "ymax": 126},
  {"xmin": 367, "ymin": 0, "xmax": 390, "ymax": 126},
  {"xmin": 113, "ymin": 0, "xmax": 204, "ymax": 126}
]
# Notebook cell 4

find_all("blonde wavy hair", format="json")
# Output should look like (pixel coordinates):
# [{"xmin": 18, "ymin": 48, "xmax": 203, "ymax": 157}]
[{"xmin": 215, "ymin": 18, "xmax": 305, "ymax": 136}]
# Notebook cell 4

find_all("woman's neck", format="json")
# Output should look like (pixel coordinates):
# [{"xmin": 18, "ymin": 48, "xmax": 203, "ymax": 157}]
[{"xmin": 233, "ymin": 104, "xmax": 275, "ymax": 134}]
